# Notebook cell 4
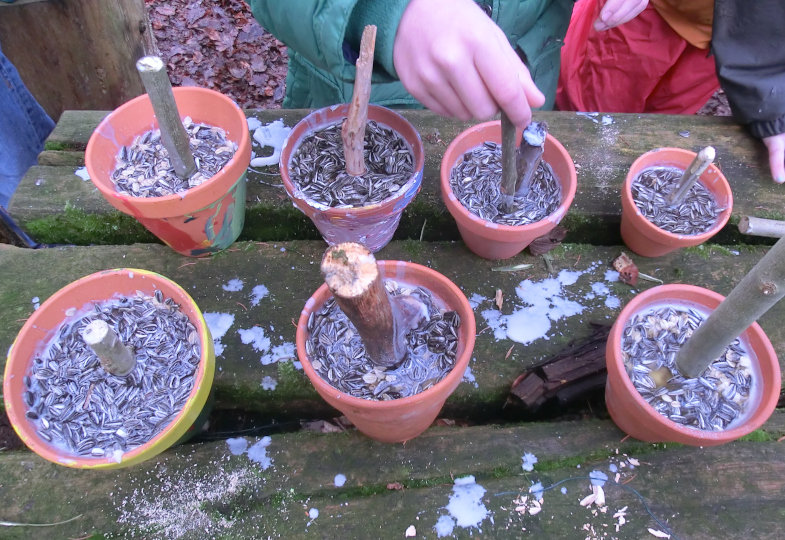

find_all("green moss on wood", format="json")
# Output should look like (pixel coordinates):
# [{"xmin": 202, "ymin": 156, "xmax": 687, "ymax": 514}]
[{"xmin": 25, "ymin": 205, "xmax": 155, "ymax": 245}]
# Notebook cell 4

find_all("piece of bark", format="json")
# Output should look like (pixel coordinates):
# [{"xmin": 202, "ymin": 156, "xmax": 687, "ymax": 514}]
[
  {"xmin": 500, "ymin": 112, "xmax": 518, "ymax": 212},
  {"xmin": 320, "ymin": 242, "xmax": 423, "ymax": 368},
  {"xmin": 341, "ymin": 25, "xmax": 376, "ymax": 176},
  {"xmin": 612, "ymin": 252, "xmax": 639, "ymax": 286},
  {"xmin": 508, "ymin": 323, "xmax": 611, "ymax": 411},
  {"xmin": 738, "ymin": 215, "xmax": 785, "ymax": 238},
  {"xmin": 515, "ymin": 121, "xmax": 548, "ymax": 197},
  {"xmin": 135, "ymin": 56, "xmax": 197, "ymax": 180},
  {"xmin": 81, "ymin": 319, "xmax": 136, "ymax": 376},
  {"xmin": 510, "ymin": 373, "xmax": 546, "ymax": 408},
  {"xmin": 528, "ymin": 225, "xmax": 568, "ymax": 256}
]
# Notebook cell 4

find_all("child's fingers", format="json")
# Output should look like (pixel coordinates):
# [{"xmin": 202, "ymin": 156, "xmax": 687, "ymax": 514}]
[
  {"xmin": 764, "ymin": 134, "xmax": 785, "ymax": 183},
  {"xmin": 595, "ymin": 0, "xmax": 648, "ymax": 31}
]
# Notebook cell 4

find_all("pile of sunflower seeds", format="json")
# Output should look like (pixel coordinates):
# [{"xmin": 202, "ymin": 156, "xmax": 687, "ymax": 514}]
[
  {"xmin": 23, "ymin": 290, "xmax": 200, "ymax": 458},
  {"xmin": 631, "ymin": 166, "xmax": 722, "ymax": 235},
  {"xmin": 111, "ymin": 116, "xmax": 237, "ymax": 198},
  {"xmin": 288, "ymin": 120, "xmax": 414, "ymax": 207},
  {"xmin": 621, "ymin": 305, "xmax": 753, "ymax": 431},
  {"xmin": 306, "ymin": 281, "xmax": 460, "ymax": 400},
  {"xmin": 449, "ymin": 141, "xmax": 561, "ymax": 225}
]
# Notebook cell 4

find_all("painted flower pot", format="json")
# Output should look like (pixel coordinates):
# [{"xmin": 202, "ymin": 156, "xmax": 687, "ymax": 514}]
[
  {"xmin": 621, "ymin": 147, "xmax": 733, "ymax": 257},
  {"xmin": 280, "ymin": 104, "xmax": 425, "ymax": 253},
  {"xmin": 440, "ymin": 120, "xmax": 577, "ymax": 260},
  {"xmin": 3, "ymin": 268, "xmax": 215, "ymax": 468},
  {"xmin": 86, "ymin": 87, "xmax": 251, "ymax": 257},
  {"xmin": 296, "ymin": 261, "xmax": 476, "ymax": 443},
  {"xmin": 605, "ymin": 284, "xmax": 780, "ymax": 446}
]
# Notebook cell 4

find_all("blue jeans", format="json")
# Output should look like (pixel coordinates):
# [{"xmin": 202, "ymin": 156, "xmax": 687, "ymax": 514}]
[{"xmin": 0, "ymin": 42, "xmax": 54, "ymax": 209}]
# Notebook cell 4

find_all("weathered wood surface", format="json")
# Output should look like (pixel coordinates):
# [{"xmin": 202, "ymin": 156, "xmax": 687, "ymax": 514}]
[
  {"xmin": 1, "ymin": 411, "xmax": 783, "ymax": 539},
  {"xmin": 0, "ymin": 0, "xmax": 152, "ymax": 120},
  {"xmin": 2, "ymin": 240, "xmax": 783, "ymax": 421},
  {"xmin": 10, "ymin": 110, "xmax": 780, "ymax": 246}
]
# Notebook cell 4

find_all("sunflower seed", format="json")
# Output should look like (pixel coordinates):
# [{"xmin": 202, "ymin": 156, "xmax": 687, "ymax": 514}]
[
  {"xmin": 620, "ymin": 305, "xmax": 752, "ymax": 431},
  {"xmin": 306, "ymin": 280, "xmax": 461, "ymax": 400}
]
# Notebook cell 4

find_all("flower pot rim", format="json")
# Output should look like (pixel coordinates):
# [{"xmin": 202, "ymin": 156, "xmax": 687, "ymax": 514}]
[
  {"xmin": 621, "ymin": 147, "xmax": 733, "ymax": 243},
  {"xmin": 85, "ymin": 86, "xmax": 251, "ymax": 211},
  {"xmin": 279, "ymin": 103, "xmax": 425, "ymax": 217},
  {"xmin": 607, "ymin": 283, "xmax": 780, "ymax": 441},
  {"xmin": 296, "ymin": 260, "xmax": 476, "ymax": 410},
  {"xmin": 3, "ymin": 268, "xmax": 215, "ymax": 469},
  {"xmin": 440, "ymin": 120, "xmax": 577, "ymax": 233}
]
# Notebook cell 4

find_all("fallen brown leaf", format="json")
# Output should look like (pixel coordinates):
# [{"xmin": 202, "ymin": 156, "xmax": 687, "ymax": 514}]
[{"xmin": 528, "ymin": 225, "xmax": 568, "ymax": 256}]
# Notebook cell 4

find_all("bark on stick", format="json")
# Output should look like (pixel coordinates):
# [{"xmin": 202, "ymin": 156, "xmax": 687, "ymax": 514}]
[
  {"xmin": 321, "ymin": 242, "xmax": 407, "ymax": 368},
  {"xmin": 515, "ymin": 121, "xmax": 547, "ymax": 198},
  {"xmin": 341, "ymin": 25, "xmax": 377, "ymax": 177},
  {"xmin": 738, "ymin": 215, "xmax": 785, "ymax": 238},
  {"xmin": 665, "ymin": 146, "xmax": 715, "ymax": 207},
  {"xmin": 675, "ymin": 235, "xmax": 785, "ymax": 377},
  {"xmin": 136, "ymin": 55, "xmax": 197, "ymax": 180},
  {"xmin": 500, "ymin": 112, "xmax": 518, "ymax": 212},
  {"xmin": 81, "ymin": 319, "xmax": 136, "ymax": 376}
]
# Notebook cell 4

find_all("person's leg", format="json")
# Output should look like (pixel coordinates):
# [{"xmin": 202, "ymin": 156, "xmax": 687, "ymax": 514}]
[
  {"xmin": 557, "ymin": 2, "xmax": 690, "ymax": 113},
  {"xmin": 644, "ymin": 45, "xmax": 719, "ymax": 115},
  {"xmin": 0, "ymin": 43, "xmax": 54, "ymax": 209}
]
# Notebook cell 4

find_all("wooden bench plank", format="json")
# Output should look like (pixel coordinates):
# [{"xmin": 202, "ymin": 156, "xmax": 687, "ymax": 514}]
[
  {"xmin": 1, "ymin": 412, "xmax": 783, "ymax": 538},
  {"xmin": 2, "ymin": 241, "xmax": 782, "ymax": 421},
  {"xmin": 10, "ymin": 111, "xmax": 780, "ymax": 246}
]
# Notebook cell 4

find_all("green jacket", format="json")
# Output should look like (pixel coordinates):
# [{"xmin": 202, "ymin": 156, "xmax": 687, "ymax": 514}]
[{"xmin": 248, "ymin": 0, "xmax": 573, "ymax": 111}]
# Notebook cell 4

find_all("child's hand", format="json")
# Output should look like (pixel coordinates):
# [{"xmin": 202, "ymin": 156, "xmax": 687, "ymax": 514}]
[
  {"xmin": 393, "ymin": 0, "xmax": 544, "ymax": 129},
  {"xmin": 764, "ymin": 133, "xmax": 785, "ymax": 183},
  {"xmin": 594, "ymin": 0, "xmax": 649, "ymax": 31}
]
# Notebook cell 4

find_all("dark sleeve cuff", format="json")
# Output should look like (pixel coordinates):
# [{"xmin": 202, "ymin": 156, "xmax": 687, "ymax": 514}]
[
  {"xmin": 346, "ymin": 0, "xmax": 411, "ymax": 78},
  {"xmin": 749, "ymin": 115, "xmax": 785, "ymax": 140}
]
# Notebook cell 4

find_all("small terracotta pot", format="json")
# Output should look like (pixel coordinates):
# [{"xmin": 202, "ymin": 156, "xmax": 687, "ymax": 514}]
[
  {"xmin": 621, "ymin": 147, "xmax": 733, "ymax": 257},
  {"xmin": 86, "ymin": 87, "xmax": 251, "ymax": 257},
  {"xmin": 280, "ymin": 104, "xmax": 425, "ymax": 253},
  {"xmin": 605, "ymin": 284, "xmax": 780, "ymax": 446},
  {"xmin": 3, "ymin": 268, "xmax": 215, "ymax": 468},
  {"xmin": 440, "ymin": 120, "xmax": 577, "ymax": 260},
  {"xmin": 296, "ymin": 261, "xmax": 476, "ymax": 443}
]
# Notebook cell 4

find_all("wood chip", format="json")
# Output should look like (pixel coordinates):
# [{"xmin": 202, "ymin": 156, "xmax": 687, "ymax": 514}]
[
  {"xmin": 612, "ymin": 252, "xmax": 639, "ymax": 286},
  {"xmin": 495, "ymin": 288, "xmax": 503, "ymax": 310}
]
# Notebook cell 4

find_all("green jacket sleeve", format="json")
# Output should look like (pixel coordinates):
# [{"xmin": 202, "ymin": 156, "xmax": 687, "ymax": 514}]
[
  {"xmin": 712, "ymin": 0, "xmax": 785, "ymax": 139},
  {"xmin": 247, "ymin": 0, "xmax": 409, "ymax": 81}
]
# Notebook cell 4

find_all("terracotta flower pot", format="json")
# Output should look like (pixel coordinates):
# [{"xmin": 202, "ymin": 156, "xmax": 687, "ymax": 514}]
[
  {"xmin": 621, "ymin": 147, "xmax": 733, "ymax": 257},
  {"xmin": 296, "ymin": 261, "xmax": 476, "ymax": 443},
  {"xmin": 85, "ymin": 87, "xmax": 251, "ymax": 257},
  {"xmin": 440, "ymin": 120, "xmax": 577, "ymax": 260},
  {"xmin": 605, "ymin": 284, "xmax": 780, "ymax": 446},
  {"xmin": 3, "ymin": 268, "xmax": 215, "ymax": 468},
  {"xmin": 280, "ymin": 104, "xmax": 425, "ymax": 253}
]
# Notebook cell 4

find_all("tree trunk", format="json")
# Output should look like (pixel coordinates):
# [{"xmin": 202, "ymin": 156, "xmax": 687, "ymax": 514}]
[{"xmin": 0, "ymin": 0, "xmax": 155, "ymax": 121}]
